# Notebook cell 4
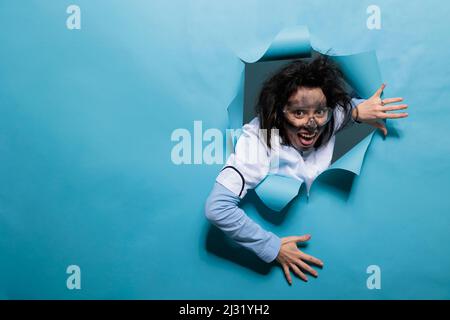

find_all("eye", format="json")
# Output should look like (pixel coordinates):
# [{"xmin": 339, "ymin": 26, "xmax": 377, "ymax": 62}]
[
  {"xmin": 315, "ymin": 108, "xmax": 327, "ymax": 116},
  {"xmin": 294, "ymin": 110, "xmax": 306, "ymax": 117}
]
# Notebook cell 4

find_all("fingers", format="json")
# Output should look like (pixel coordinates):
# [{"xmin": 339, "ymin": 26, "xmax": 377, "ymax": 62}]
[
  {"xmin": 380, "ymin": 112, "xmax": 409, "ymax": 119},
  {"xmin": 295, "ymin": 260, "xmax": 318, "ymax": 277},
  {"xmin": 299, "ymin": 252, "xmax": 324, "ymax": 267},
  {"xmin": 368, "ymin": 121, "xmax": 387, "ymax": 136},
  {"xmin": 381, "ymin": 97, "xmax": 403, "ymax": 105},
  {"xmin": 282, "ymin": 264, "xmax": 292, "ymax": 285},
  {"xmin": 289, "ymin": 263, "xmax": 308, "ymax": 282},
  {"xmin": 282, "ymin": 234, "xmax": 311, "ymax": 244},
  {"xmin": 380, "ymin": 103, "xmax": 408, "ymax": 111},
  {"xmin": 372, "ymin": 83, "xmax": 386, "ymax": 98}
]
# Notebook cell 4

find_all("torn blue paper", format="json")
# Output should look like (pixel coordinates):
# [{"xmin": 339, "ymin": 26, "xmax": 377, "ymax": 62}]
[{"xmin": 226, "ymin": 25, "xmax": 382, "ymax": 212}]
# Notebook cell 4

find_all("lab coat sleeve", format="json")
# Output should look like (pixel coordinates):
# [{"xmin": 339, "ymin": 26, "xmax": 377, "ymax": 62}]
[
  {"xmin": 205, "ymin": 181, "xmax": 281, "ymax": 263},
  {"xmin": 333, "ymin": 97, "xmax": 366, "ymax": 133},
  {"xmin": 216, "ymin": 119, "xmax": 271, "ymax": 199}
]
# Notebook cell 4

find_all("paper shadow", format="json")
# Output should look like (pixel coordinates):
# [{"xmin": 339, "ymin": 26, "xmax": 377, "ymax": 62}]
[
  {"xmin": 312, "ymin": 169, "xmax": 356, "ymax": 201},
  {"xmin": 204, "ymin": 189, "xmax": 295, "ymax": 275},
  {"xmin": 205, "ymin": 224, "xmax": 275, "ymax": 275}
]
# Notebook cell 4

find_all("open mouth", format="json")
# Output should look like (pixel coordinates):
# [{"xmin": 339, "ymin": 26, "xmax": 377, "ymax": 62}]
[{"xmin": 297, "ymin": 131, "xmax": 318, "ymax": 147}]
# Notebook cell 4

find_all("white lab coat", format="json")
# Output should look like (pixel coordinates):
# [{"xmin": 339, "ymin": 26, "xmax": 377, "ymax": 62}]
[{"xmin": 216, "ymin": 104, "xmax": 353, "ymax": 198}]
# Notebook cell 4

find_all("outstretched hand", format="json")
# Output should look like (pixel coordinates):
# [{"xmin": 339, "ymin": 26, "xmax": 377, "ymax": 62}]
[
  {"xmin": 276, "ymin": 234, "xmax": 324, "ymax": 285},
  {"xmin": 353, "ymin": 83, "xmax": 408, "ymax": 136}
]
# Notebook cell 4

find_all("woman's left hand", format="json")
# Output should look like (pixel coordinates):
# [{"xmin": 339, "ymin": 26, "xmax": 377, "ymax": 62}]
[{"xmin": 353, "ymin": 83, "xmax": 408, "ymax": 136}]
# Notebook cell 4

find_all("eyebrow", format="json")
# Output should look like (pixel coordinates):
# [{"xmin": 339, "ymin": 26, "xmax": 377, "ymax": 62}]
[{"xmin": 287, "ymin": 102, "xmax": 327, "ymax": 108}]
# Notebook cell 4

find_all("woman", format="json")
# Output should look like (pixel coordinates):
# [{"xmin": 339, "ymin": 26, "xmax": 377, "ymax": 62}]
[{"xmin": 204, "ymin": 55, "xmax": 408, "ymax": 285}]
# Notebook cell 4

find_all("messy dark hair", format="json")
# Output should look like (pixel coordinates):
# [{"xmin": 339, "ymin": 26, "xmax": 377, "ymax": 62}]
[{"xmin": 255, "ymin": 54, "xmax": 353, "ymax": 149}]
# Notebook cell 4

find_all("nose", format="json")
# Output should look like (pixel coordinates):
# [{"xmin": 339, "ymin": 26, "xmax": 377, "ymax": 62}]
[{"xmin": 305, "ymin": 118, "xmax": 318, "ymax": 130}]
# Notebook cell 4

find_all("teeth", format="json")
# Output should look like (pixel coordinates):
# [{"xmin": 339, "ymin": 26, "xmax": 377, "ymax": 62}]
[{"xmin": 299, "ymin": 133, "xmax": 316, "ymax": 139}]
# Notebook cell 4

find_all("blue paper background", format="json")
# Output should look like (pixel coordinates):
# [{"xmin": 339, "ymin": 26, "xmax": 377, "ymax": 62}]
[{"xmin": 1, "ymin": 0, "xmax": 449, "ymax": 299}]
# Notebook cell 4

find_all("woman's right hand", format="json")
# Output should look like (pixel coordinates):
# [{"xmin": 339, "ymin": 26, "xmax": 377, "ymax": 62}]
[{"xmin": 276, "ymin": 234, "xmax": 324, "ymax": 285}]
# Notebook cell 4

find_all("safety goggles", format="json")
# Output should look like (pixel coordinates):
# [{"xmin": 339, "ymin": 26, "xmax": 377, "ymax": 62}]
[{"xmin": 282, "ymin": 105, "xmax": 333, "ymax": 128}]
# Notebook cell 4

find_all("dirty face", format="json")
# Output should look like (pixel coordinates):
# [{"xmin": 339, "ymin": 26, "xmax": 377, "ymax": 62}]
[{"xmin": 282, "ymin": 87, "xmax": 330, "ymax": 151}]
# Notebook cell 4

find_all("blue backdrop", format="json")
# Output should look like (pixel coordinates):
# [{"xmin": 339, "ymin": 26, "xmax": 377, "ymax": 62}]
[{"xmin": 0, "ymin": 0, "xmax": 449, "ymax": 299}]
